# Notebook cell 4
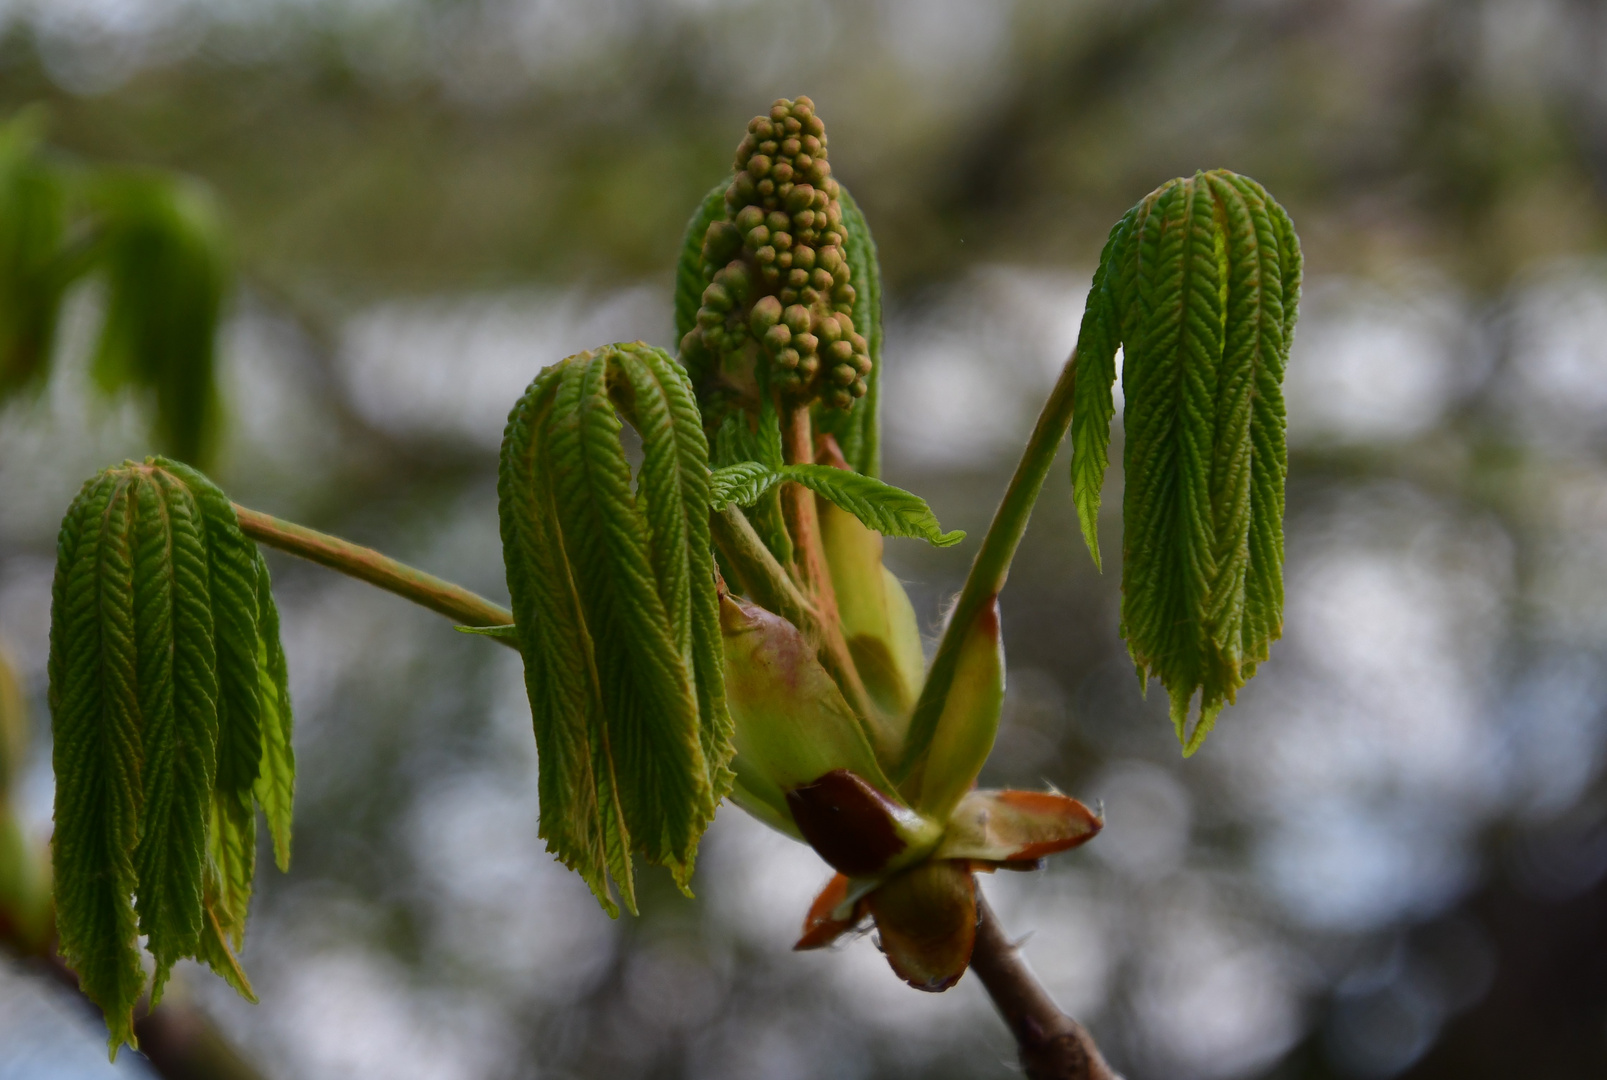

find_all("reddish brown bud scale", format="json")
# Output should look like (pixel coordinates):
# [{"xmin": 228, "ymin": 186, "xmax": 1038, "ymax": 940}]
[
  {"xmin": 794, "ymin": 872, "xmax": 861, "ymax": 950},
  {"xmin": 785, "ymin": 769, "xmax": 908, "ymax": 877},
  {"xmin": 936, "ymin": 789, "xmax": 1103, "ymax": 864}
]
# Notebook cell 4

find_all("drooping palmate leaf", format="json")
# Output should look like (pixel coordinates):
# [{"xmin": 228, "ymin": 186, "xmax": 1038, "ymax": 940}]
[
  {"xmin": 499, "ymin": 341, "xmax": 734, "ymax": 916},
  {"xmin": 1069, "ymin": 170, "xmax": 1302, "ymax": 754},
  {"xmin": 48, "ymin": 458, "xmax": 293, "ymax": 1057}
]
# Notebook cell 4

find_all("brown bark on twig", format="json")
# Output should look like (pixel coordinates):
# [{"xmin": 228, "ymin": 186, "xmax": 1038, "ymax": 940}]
[{"xmin": 969, "ymin": 891, "xmax": 1122, "ymax": 1080}]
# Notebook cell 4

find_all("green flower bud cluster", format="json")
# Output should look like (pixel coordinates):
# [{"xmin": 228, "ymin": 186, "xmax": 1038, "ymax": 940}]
[{"xmin": 683, "ymin": 97, "xmax": 872, "ymax": 411}]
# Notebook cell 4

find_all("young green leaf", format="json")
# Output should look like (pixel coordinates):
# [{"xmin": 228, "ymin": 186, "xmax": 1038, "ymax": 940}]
[
  {"xmin": 814, "ymin": 186, "xmax": 884, "ymax": 477},
  {"xmin": 712, "ymin": 411, "xmax": 758, "ymax": 469},
  {"xmin": 129, "ymin": 470, "xmax": 218, "ymax": 1006},
  {"xmin": 1068, "ymin": 206, "xmax": 1139, "ymax": 570},
  {"xmin": 674, "ymin": 179, "xmax": 733, "ymax": 394},
  {"xmin": 251, "ymin": 549, "xmax": 295, "ymax": 871},
  {"xmin": 499, "ymin": 343, "xmax": 734, "ymax": 916},
  {"xmin": 710, "ymin": 461, "xmax": 783, "ymax": 510},
  {"xmin": 48, "ymin": 459, "xmax": 295, "ymax": 1055},
  {"xmin": 1068, "ymin": 170, "xmax": 1301, "ymax": 753},
  {"xmin": 780, "ymin": 464, "xmax": 964, "ymax": 548},
  {"xmin": 755, "ymin": 394, "xmax": 784, "ymax": 470},
  {"xmin": 49, "ymin": 472, "xmax": 146, "ymax": 1054}
]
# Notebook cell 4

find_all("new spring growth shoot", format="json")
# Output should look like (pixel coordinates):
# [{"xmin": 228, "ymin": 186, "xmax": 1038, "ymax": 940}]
[{"xmin": 38, "ymin": 92, "xmax": 1301, "ymax": 1072}]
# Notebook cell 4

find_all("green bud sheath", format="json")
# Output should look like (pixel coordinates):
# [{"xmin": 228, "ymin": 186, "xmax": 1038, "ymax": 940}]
[
  {"xmin": 815, "ymin": 440, "xmax": 925, "ymax": 756},
  {"xmin": 680, "ymin": 97, "xmax": 873, "ymax": 415},
  {"xmin": 719, "ymin": 593, "xmax": 895, "ymax": 833},
  {"xmin": 908, "ymin": 598, "xmax": 1005, "ymax": 819}
]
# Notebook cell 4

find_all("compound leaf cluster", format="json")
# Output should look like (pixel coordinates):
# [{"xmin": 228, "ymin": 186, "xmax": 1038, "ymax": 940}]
[
  {"xmin": 1070, "ymin": 170, "xmax": 1301, "ymax": 754},
  {"xmin": 48, "ymin": 458, "xmax": 294, "ymax": 1056},
  {"xmin": 499, "ymin": 342, "xmax": 734, "ymax": 917}
]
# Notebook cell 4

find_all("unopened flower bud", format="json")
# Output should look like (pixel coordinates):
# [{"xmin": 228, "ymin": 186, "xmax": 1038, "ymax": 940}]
[
  {"xmin": 750, "ymin": 295, "xmax": 783, "ymax": 335},
  {"xmin": 736, "ymin": 204, "xmax": 765, "ymax": 232},
  {"xmin": 703, "ymin": 221, "xmax": 742, "ymax": 264},
  {"xmin": 702, "ymin": 282, "xmax": 732, "ymax": 312}
]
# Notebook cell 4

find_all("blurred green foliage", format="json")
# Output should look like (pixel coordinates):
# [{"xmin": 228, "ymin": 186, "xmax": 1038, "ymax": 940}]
[
  {"xmin": 0, "ymin": 109, "xmax": 229, "ymax": 465},
  {"xmin": 0, "ymin": 0, "xmax": 1599, "ymax": 301}
]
